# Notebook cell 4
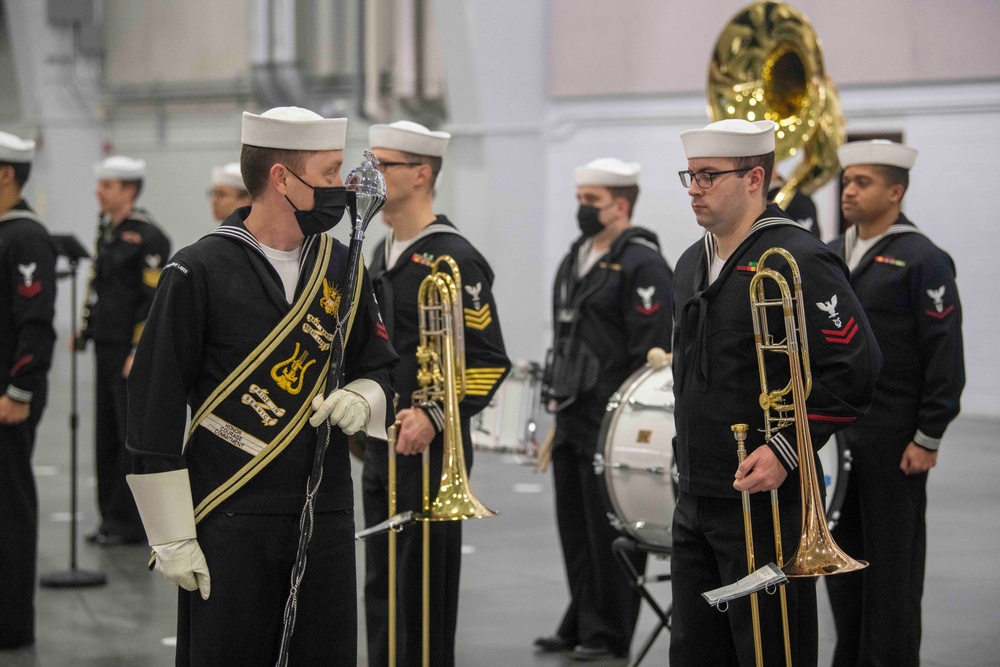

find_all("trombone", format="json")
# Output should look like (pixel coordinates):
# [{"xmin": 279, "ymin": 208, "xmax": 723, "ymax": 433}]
[
  {"xmin": 371, "ymin": 255, "xmax": 494, "ymax": 667},
  {"xmin": 730, "ymin": 247, "xmax": 867, "ymax": 666},
  {"xmin": 412, "ymin": 255, "xmax": 497, "ymax": 667}
]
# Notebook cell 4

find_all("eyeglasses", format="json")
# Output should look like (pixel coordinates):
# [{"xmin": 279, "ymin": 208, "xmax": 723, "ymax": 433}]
[
  {"xmin": 678, "ymin": 168, "xmax": 749, "ymax": 188},
  {"xmin": 374, "ymin": 161, "xmax": 423, "ymax": 173},
  {"xmin": 207, "ymin": 188, "xmax": 235, "ymax": 200}
]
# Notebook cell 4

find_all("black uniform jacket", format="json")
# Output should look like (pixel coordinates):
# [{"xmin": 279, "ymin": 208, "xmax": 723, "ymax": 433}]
[
  {"xmin": 672, "ymin": 206, "xmax": 882, "ymax": 499},
  {"xmin": 127, "ymin": 209, "xmax": 398, "ymax": 513},
  {"xmin": 545, "ymin": 226, "xmax": 674, "ymax": 441},
  {"xmin": 830, "ymin": 214, "xmax": 964, "ymax": 446},
  {"xmin": 82, "ymin": 208, "xmax": 171, "ymax": 346},
  {"xmin": 0, "ymin": 200, "xmax": 56, "ymax": 403},
  {"xmin": 369, "ymin": 216, "xmax": 510, "ymax": 448}
]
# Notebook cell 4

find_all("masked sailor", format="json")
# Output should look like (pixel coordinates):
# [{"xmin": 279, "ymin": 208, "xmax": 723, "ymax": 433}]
[
  {"xmin": 536, "ymin": 158, "xmax": 673, "ymax": 661},
  {"xmin": 126, "ymin": 107, "xmax": 398, "ymax": 666},
  {"xmin": 364, "ymin": 120, "xmax": 511, "ymax": 667}
]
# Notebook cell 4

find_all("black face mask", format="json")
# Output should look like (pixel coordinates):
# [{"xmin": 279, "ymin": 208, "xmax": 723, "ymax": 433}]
[
  {"xmin": 576, "ymin": 204, "xmax": 606, "ymax": 238},
  {"xmin": 285, "ymin": 168, "xmax": 348, "ymax": 235}
]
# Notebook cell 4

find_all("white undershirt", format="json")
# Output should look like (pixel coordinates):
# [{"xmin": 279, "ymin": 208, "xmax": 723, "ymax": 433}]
[
  {"xmin": 387, "ymin": 236, "xmax": 416, "ymax": 269},
  {"xmin": 259, "ymin": 243, "xmax": 302, "ymax": 304},
  {"xmin": 847, "ymin": 233, "xmax": 885, "ymax": 271},
  {"xmin": 709, "ymin": 254, "xmax": 726, "ymax": 284},
  {"xmin": 577, "ymin": 241, "xmax": 605, "ymax": 278}
]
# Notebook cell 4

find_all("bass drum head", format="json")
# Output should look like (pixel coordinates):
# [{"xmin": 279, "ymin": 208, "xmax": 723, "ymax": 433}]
[{"xmin": 597, "ymin": 361, "xmax": 676, "ymax": 549}]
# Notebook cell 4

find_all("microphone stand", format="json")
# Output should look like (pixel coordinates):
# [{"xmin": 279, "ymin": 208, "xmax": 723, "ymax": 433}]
[{"xmin": 40, "ymin": 235, "xmax": 106, "ymax": 588}]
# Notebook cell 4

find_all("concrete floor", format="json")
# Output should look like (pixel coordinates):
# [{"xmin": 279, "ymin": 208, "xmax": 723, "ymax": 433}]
[{"xmin": 2, "ymin": 345, "xmax": 998, "ymax": 666}]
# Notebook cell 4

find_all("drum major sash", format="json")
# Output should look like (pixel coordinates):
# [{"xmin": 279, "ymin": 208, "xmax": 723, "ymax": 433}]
[{"xmin": 187, "ymin": 234, "xmax": 366, "ymax": 523}]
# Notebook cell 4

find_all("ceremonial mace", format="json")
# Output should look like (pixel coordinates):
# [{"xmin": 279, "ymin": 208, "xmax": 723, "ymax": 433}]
[{"xmin": 275, "ymin": 151, "xmax": 386, "ymax": 666}]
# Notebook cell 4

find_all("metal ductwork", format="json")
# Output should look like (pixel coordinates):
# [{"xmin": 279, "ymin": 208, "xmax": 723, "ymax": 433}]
[{"xmin": 250, "ymin": 0, "xmax": 307, "ymax": 109}]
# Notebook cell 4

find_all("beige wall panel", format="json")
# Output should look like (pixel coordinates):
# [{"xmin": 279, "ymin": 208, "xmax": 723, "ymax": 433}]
[
  {"xmin": 104, "ymin": 0, "xmax": 250, "ymax": 85},
  {"xmin": 549, "ymin": 0, "xmax": 1000, "ymax": 97}
]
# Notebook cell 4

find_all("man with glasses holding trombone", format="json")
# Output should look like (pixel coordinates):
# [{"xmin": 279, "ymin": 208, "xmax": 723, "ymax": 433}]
[{"xmin": 669, "ymin": 119, "xmax": 881, "ymax": 666}]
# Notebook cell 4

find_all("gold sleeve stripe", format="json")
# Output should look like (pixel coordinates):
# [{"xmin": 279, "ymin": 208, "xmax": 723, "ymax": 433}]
[
  {"xmin": 143, "ymin": 268, "xmax": 162, "ymax": 288},
  {"xmin": 463, "ymin": 304, "xmax": 492, "ymax": 330},
  {"xmin": 465, "ymin": 368, "xmax": 506, "ymax": 377},
  {"xmin": 132, "ymin": 321, "xmax": 146, "ymax": 346},
  {"xmin": 463, "ymin": 367, "xmax": 506, "ymax": 396}
]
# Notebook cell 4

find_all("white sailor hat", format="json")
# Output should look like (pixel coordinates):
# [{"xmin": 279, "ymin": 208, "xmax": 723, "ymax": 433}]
[
  {"xmin": 368, "ymin": 120, "xmax": 450, "ymax": 157},
  {"xmin": 211, "ymin": 162, "xmax": 247, "ymax": 191},
  {"xmin": 838, "ymin": 139, "xmax": 917, "ymax": 170},
  {"xmin": 681, "ymin": 119, "xmax": 776, "ymax": 159},
  {"xmin": 0, "ymin": 131, "xmax": 35, "ymax": 163},
  {"xmin": 573, "ymin": 157, "xmax": 641, "ymax": 187},
  {"xmin": 241, "ymin": 107, "xmax": 347, "ymax": 151},
  {"xmin": 96, "ymin": 155, "xmax": 146, "ymax": 180}
]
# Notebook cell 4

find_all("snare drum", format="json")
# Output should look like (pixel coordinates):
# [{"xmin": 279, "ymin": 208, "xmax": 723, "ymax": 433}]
[
  {"xmin": 595, "ymin": 361, "xmax": 676, "ymax": 549},
  {"xmin": 471, "ymin": 361, "xmax": 552, "ymax": 455}
]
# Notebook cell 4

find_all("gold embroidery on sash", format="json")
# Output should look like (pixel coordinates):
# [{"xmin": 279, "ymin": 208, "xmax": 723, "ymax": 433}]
[{"xmin": 270, "ymin": 342, "xmax": 316, "ymax": 395}]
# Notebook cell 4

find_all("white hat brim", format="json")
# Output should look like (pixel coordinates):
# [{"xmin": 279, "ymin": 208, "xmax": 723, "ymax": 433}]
[
  {"xmin": 241, "ymin": 111, "xmax": 347, "ymax": 151},
  {"xmin": 838, "ymin": 141, "xmax": 917, "ymax": 170},
  {"xmin": 369, "ymin": 123, "xmax": 450, "ymax": 157}
]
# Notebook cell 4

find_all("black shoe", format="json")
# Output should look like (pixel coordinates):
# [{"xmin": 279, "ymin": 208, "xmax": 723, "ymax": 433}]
[
  {"xmin": 533, "ymin": 635, "xmax": 575, "ymax": 652},
  {"xmin": 571, "ymin": 643, "xmax": 623, "ymax": 661}
]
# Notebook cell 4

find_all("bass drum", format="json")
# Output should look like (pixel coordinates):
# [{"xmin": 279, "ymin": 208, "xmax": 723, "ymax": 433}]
[
  {"xmin": 595, "ymin": 361, "xmax": 676, "ymax": 549},
  {"xmin": 818, "ymin": 431, "xmax": 851, "ymax": 530},
  {"xmin": 471, "ymin": 361, "xmax": 552, "ymax": 456}
]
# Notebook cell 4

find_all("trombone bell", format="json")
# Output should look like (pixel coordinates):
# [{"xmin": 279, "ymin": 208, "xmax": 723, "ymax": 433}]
[{"xmin": 412, "ymin": 255, "xmax": 498, "ymax": 522}]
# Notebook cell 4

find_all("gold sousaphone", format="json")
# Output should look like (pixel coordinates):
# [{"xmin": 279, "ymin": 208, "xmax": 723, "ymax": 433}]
[{"xmin": 708, "ymin": 1, "xmax": 845, "ymax": 207}]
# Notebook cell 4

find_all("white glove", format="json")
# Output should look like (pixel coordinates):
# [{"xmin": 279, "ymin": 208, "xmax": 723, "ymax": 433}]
[
  {"xmin": 152, "ymin": 538, "xmax": 211, "ymax": 600},
  {"xmin": 310, "ymin": 388, "xmax": 370, "ymax": 433},
  {"xmin": 127, "ymin": 470, "xmax": 211, "ymax": 600}
]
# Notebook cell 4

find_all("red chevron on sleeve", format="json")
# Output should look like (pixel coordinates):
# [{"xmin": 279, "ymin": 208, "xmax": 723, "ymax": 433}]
[
  {"xmin": 925, "ymin": 305, "xmax": 955, "ymax": 319},
  {"xmin": 821, "ymin": 316, "xmax": 858, "ymax": 345},
  {"xmin": 635, "ymin": 303, "xmax": 661, "ymax": 315},
  {"xmin": 17, "ymin": 281, "xmax": 42, "ymax": 298},
  {"xmin": 10, "ymin": 354, "xmax": 33, "ymax": 376}
]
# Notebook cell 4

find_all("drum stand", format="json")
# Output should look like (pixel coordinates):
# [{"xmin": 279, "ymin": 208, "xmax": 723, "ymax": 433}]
[{"xmin": 612, "ymin": 536, "xmax": 672, "ymax": 667}]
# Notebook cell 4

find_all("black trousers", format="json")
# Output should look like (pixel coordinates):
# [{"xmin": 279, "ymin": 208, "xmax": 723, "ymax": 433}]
[
  {"xmin": 176, "ymin": 509, "xmax": 357, "ymax": 667},
  {"xmin": 827, "ymin": 428, "xmax": 927, "ymax": 667},
  {"xmin": 0, "ymin": 391, "xmax": 45, "ymax": 649},
  {"xmin": 363, "ymin": 438, "xmax": 462, "ymax": 667},
  {"xmin": 550, "ymin": 439, "xmax": 646, "ymax": 655},
  {"xmin": 94, "ymin": 342, "xmax": 143, "ymax": 538},
  {"xmin": 669, "ymin": 492, "xmax": 818, "ymax": 667}
]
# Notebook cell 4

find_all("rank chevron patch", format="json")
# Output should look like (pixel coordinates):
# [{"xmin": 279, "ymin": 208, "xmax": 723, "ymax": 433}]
[
  {"xmin": 464, "ymin": 304, "xmax": 493, "ymax": 330},
  {"xmin": 821, "ymin": 316, "xmax": 859, "ymax": 345},
  {"xmin": 464, "ymin": 367, "xmax": 506, "ymax": 396}
]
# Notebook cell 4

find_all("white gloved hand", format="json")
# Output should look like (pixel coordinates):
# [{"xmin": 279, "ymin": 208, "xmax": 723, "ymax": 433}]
[
  {"xmin": 310, "ymin": 388, "xmax": 371, "ymax": 433},
  {"xmin": 152, "ymin": 538, "xmax": 211, "ymax": 600}
]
